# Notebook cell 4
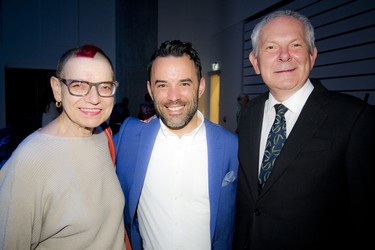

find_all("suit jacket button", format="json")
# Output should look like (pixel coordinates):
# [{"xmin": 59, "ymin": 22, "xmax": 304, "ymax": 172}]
[{"xmin": 254, "ymin": 208, "xmax": 261, "ymax": 216}]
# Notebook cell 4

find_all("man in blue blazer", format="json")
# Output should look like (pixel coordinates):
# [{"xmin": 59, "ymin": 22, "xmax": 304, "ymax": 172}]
[
  {"xmin": 233, "ymin": 10, "xmax": 375, "ymax": 249},
  {"xmin": 115, "ymin": 40, "xmax": 238, "ymax": 250}
]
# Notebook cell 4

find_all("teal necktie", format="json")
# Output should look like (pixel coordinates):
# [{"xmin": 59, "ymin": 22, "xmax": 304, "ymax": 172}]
[{"xmin": 258, "ymin": 104, "xmax": 288, "ymax": 189}]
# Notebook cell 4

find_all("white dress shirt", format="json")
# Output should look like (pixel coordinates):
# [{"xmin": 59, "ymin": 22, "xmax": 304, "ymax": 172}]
[
  {"xmin": 259, "ymin": 79, "xmax": 314, "ymax": 171},
  {"xmin": 138, "ymin": 111, "xmax": 210, "ymax": 250}
]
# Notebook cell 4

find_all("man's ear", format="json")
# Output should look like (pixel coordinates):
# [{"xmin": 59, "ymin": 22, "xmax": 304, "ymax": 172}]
[
  {"xmin": 147, "ymin": 81, "xmax": 154, "ymax": 100},
  {"xmin": 309, "ymin": 47, "xmax": 318, "ymax": 70},
  {"xmin": 249, "ymin": 52, "xmax": 261, "ymax": 75},
  {"xmin": 198, "ymin": 77, "xmax": 205, "ymax": 98}
]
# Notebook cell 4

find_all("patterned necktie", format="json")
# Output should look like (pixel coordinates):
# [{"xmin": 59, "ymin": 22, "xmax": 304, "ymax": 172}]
[{"xmin": 258, "ymin": 104, "xmax": 288, "ymax": 189}]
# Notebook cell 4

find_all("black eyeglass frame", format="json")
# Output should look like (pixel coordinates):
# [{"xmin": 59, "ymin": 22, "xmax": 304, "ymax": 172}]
[{"xmin": 57, "ymin": 78, "xmax": 119, "ymax": 97}]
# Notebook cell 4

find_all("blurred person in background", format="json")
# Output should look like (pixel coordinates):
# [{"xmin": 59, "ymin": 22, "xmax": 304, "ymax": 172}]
[
  {"xmin": 235, "ymin": 93, "xmax": 249, "ymax": 133},
  {"xmin": 137, "ymin": 93, "xmax": 156, "ymax": 121},
  {"xmin": 110, "ymin": 96, "xmax": 130, "ymax": 134}
]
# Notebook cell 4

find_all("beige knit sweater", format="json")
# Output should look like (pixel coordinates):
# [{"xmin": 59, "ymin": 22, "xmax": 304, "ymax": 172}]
[{"xmin": 0, "ymin": 130, "xmax": 125, "ymax": 250}]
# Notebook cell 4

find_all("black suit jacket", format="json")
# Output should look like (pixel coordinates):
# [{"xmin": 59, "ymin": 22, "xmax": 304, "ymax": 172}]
[{"xmin": 233, "ymin": 80, "xmax": 375, "ymax": 250}]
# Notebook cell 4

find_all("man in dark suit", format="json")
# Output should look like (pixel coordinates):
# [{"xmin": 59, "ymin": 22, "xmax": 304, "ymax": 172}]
[{"xmin": 233, "ymin": 10, "xmax": 375, "ymax": 250}]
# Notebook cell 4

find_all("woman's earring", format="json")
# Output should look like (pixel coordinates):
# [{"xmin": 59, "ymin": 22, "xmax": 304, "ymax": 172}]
[{"xmin": 56, "ymin": 101, "xmax": 62, "ymax": 108}]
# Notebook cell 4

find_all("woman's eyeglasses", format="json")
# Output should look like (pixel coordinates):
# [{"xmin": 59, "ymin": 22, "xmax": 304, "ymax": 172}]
[{"xmin": 58, "ymin": 78, "xmax": 118, "ymax": 97}]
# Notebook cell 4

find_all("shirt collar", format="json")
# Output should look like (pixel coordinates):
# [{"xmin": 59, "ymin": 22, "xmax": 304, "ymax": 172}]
[{"xmin": 267, "ymin": 79, "xmax": 314, "ymax": 114}]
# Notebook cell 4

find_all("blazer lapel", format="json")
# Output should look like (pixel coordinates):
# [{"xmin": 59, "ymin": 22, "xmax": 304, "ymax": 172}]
[
  {"xmin": 205, "ymin": 121, "xmax": 224, "ymax": 241},
  {"xmin": 129, "ymin": 119, "xmax": 160, "ymax": 219}
]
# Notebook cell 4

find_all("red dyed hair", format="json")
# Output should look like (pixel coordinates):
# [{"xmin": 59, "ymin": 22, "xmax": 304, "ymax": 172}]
[
  {"xmin": 75, "ymin": 44, "xmax": 100, "ymax": 58},
  {"xmin": 55, "ymin": 44, "xmax": 114, "ymax": 78}
]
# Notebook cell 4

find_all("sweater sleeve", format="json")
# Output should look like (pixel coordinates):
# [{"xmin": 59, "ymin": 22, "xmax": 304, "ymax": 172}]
[{"xmin": 0, "ymin": 150, "xmax": 44, "ymax": 250}]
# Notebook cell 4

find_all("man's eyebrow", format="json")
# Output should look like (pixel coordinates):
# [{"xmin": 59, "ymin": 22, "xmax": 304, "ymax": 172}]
[
  {"xmin": 153, "ymin": 78, "xmax": 193, "ymax": 85},
  {"xmin": 154, "ymin": 80, "xmax": 167, "ymax": 85},
  {"xmin": 179, "ymin": 78, "xmax": 193, "ymax": 83}
]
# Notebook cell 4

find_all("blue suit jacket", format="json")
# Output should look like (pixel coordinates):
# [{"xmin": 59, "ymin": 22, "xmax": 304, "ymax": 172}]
[{"xmin": 114, "ymin": 117, "xmax": 238, "ymax": 250}]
